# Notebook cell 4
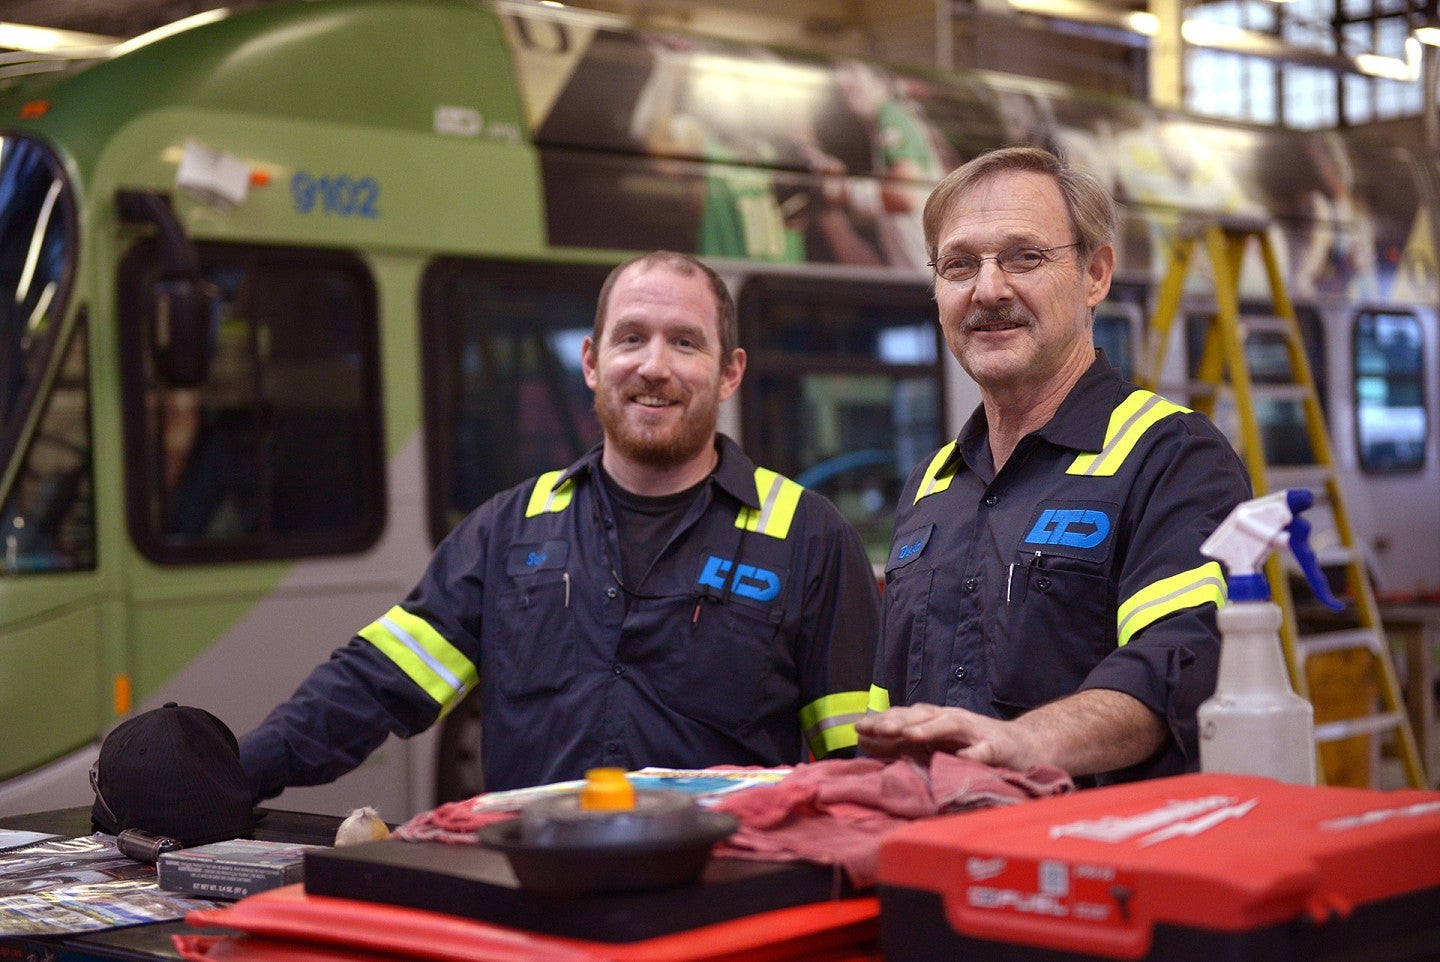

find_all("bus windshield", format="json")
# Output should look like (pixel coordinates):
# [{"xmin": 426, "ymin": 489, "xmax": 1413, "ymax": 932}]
[{"xmin": 0, "ymin": 134, "xmax": 76, "ymax": 473}]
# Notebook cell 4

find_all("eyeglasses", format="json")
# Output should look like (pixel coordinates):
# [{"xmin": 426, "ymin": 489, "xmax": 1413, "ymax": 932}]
[{"xmin": 928, "ymin": 244, "xmax": 1080, "ymax": 283}]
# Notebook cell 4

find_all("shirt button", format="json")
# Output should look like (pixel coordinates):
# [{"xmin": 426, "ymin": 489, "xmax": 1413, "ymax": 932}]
[
  {"xmin": 984, "ymin": 495, "xmax": 998, "ymax": 507},
  {"xmin": 1037, "ymin": 577, "xmax": 1052, "ymax": 592},
  {"xmin": 964, "ymin": 577, "xmax": 978, "ymax": 592},
  {"xmin": 606, "ymin": 586, "xmax": 619, "ymax": 599},
  {"xmin": 954, "ymin": 665, "xmax": 968, "ymax": 680},
  {"xmin": 605, "ymin": 742, "xmax": 620, "ymax": 754},
  {"xmin": 612, "ymin": 663, "xmax": 626, "ymax": 675}
]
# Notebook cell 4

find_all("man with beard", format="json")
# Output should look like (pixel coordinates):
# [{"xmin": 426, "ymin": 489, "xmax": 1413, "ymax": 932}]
[
  {"xmin": 239, "ymin": 251, "xmax": 879, "ymax": 799},
  {"xmin": 856, "ymin": 147, "xmax": 1250, "ymax": 784}
]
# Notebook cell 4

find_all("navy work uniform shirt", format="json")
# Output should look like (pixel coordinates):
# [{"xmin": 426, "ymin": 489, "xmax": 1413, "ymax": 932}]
[
  {"xmin": 874, "ymin": 354, "xmax": 1251, "ymax": 782},
  {"xmin": 241, "ymin": 435, "xmax": 879, "ymax": 797}
]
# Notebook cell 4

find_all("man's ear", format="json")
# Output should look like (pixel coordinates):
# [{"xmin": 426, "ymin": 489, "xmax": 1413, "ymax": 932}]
[
  {"xmin": 719, "ymin": 347, "xmax": 746, "ymax": 402},
  {"xmin": 1085, "ymin": 244, "xmax": 1115, "ymax": 309},
  {"xmin": 581, "ymin": 336, "xmax": 598, "ymax": 390}
]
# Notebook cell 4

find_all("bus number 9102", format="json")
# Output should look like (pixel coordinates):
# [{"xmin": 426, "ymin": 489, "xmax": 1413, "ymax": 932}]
[{"xmin": 291, "ymin": 171, "xmax": 380, "ymax": 218}]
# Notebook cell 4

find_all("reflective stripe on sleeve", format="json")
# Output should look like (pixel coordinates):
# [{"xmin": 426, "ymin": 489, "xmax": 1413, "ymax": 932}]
[
  {"xmin": 867, "ymin": 683, "xmax": 891, "ymax": 713},
  {"xmin": 1067, "ymin": 391, "xmax": 1190, "ymax": 477},
  {"xmin": 735, "ymin": 467, "xmax": 802, "ymax": 540},
  {"xmin": 799, "ymin": 689, "xmax": 869, "ymax": 757},
  {"xmin": 914, "ymin": 441, "xmax": 958, "ymax": 503},
  {"xmin": 358, "ymin": 605, "xmax": 479, "ymax": 715},
  {"xmin": 1116, "ymin": 561, "xmax": 1227, "ymax": 647},
  {"xmin": 525, "ymin": 470, "xmax": 575, "ymax": 517}
]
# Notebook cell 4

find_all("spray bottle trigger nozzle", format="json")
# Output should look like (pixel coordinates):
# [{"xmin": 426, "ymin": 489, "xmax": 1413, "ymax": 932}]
[{"xmin": 1286, "ymin": 513, "xmax": 1344, "ymax": 612}]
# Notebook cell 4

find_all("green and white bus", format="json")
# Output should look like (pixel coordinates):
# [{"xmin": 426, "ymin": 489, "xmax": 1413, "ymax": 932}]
[{"xmin": 3, "ymin": 0, "xmax": 1436, "ymax": 817}]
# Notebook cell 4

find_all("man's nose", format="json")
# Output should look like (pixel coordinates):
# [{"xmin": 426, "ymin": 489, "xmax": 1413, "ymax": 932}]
[
  {"xmin": 636, "ymin": 338, "xmax": 671, "ymax": 377},
  {"xmin": 969, "ymin": 260, "xmax": 1014, "ymax": 303}
]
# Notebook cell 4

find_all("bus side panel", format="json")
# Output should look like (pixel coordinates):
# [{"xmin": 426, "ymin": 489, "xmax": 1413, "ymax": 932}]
[{"xmin": 0, "ymin": 605, "xmax": 101, "ymax": 785}]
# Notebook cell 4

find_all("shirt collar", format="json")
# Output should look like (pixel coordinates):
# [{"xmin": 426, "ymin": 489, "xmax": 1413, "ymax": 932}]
[
  {"xmin": 555, "ymin": 434, "xmax": 755, "ymax": 505},
  {"xmin": 947, "ymin": 350, "xmax": 1125, "ymax": 476}
]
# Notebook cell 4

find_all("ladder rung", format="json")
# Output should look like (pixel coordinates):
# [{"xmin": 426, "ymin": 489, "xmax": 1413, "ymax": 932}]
[
  {"xmin": 1250, "ymin": 384, "xmax": 1310, "ymax": 403},
  {"xmin": 1181, "ymin": 213, "xmax": 1272, "ymax": 236},
  {"xmin": 1295, "ymin": 629, "xmax": 1383, "ymax": 660},
  {"xmin": 1314, "ymin": 712, "xmax": 1403, "ymax": 743},
  {"xmin": 1240, "ymin": 316, "xmax": 1293, "ymax": 338},
  {"xmin": 1314, "ymin": 544, "xmax": 1361, "ymax": 568},
  {"xmin": 1266, "ymin": 466, "xmax": 1333, "ymax": 493}
]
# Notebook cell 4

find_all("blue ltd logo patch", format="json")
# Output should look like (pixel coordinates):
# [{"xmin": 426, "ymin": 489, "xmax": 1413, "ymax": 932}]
[
  {"xmin": 1024, "ymin": 508, "xmax": 1112, "ymax": 549},
  {"xmin": 697, "ymin": 555, "xmax": 781, "ymax": 602}
]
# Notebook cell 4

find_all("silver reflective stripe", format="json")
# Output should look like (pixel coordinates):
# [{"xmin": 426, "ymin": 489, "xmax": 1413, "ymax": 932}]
[
  {"xmin": 1075, "ymin": 394, "xmax": 1162, "ymax": 477},
  {"xmin": 380, "ymin": 615, "xmax": 468, "ymax": 696},
  {"xmin": 756, "ymin": 474, "xmax": 784, "ymax": 533}
]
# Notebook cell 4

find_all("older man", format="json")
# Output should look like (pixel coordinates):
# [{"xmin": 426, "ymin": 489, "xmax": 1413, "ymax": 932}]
[
  {"xmin": 241, "ymin": 251, "xmax": 879, "ymax": 798},
  {"xmin": 857, "ymin": 147, "xmax": 1250, "ymax": 783}
]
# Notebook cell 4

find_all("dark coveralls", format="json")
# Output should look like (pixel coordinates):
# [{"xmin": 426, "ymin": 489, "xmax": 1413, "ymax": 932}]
[
  {"xmin": 240, "ymin": 435, "xmax": 880, "ymax": 797},
  {"xmin": 873, "ymin": 355, "xmax": 1252, "ymax": 782}
]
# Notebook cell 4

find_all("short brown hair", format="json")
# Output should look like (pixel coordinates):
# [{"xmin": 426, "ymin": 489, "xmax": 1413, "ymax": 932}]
[
  {"xmin": 922, "ymin": 146, "xmax": 1116, "ymax": 265},
  {"xmin": 592, "ymin": 251, "xmax": 738, "ymax": 365}
]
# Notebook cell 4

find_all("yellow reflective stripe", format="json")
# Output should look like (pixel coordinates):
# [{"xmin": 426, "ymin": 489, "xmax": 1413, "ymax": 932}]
[
  {"xmin": 1067, "ymin": 391, "xmax": 1190, "ymax": 477},
  {"xmin": 735, "ymin": 467, "xmax": 802, "ymax": 540},
  {"xmin": 525, "ymin": 470, "xmax": 574, "ymax": 517},
  {"xmin": 799, "ymin": 690, "xmax": 868, "ymax": 757},
  {"xmin": 1116, "ymin": 561, "xmax": 1227, "ymax": 647},
  {"xmin": 867, "ymin": 684, "xmax": 891, "ymax": 713},
  {"xmin": 358, "ymin": 605, "xmax": 478, "ymax": 715},
  {"xmin": 914, "ymin": 441, "xmax": 958, "ymax": 503}
]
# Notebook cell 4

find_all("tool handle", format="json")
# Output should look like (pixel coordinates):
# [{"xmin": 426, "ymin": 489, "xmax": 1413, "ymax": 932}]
[{"xmin": 117, "ymin": 828, "xmax": 184, "ymax": 863}]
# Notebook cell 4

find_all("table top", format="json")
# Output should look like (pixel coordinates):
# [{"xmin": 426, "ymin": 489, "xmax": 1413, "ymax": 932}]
[{"xmin": 0, "ymin": 806, "xmax": 346, "ymax": 961}]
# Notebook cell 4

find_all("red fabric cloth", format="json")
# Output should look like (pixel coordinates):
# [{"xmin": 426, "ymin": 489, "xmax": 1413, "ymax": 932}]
[{"xmin": 711, "ymin": 755, "xmax": 1073, "ymax": 889}]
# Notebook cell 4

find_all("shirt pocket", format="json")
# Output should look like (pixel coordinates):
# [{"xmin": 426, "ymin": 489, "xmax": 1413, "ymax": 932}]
[
  {"xmin": 881, "ymin": 564, "xmax": 934, "ymax": 705},
  {"xmin": 491, "ymin": 574, "xmax": 579, "ymax": 698},
  {"xmin": 987, "ymin": 563, "xmax": 1112, "ymax": 713},
  {"xmin": 659, "ymin": 598, "xmax": 783, "ymax": 732}
]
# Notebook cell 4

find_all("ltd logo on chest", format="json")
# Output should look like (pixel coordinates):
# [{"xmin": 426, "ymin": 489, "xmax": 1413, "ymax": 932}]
[
  {"xmin": 1020, "ymin": 502, "xmax": 1117, "ymax": 561},
  {"xmin": 697, "ymin": 555, "xmax": 781, "ymax": 602}
]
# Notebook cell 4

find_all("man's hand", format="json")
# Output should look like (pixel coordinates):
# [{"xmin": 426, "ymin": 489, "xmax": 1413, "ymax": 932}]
[
  {"xmin": 856, "ymin": 702, "xmax": 1037, "ymax": 768},
  {"xmin": 856, "ymin": 689, "xmax": 1167, "ymax": 776}
]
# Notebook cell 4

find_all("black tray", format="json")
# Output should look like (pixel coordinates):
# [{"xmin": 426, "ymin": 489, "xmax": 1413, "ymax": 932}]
[{"xmin": 304, "ymin": 838, "xmax": 852, "ymax": 942}]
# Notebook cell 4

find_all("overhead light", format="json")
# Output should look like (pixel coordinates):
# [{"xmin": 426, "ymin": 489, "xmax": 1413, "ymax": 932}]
[
  {"xmin": 1353, "ymin": 37, "xmax": 1420, "ymax": 80},
  {"xmin": 0, "ymin": 22, "xmax": 115, "ymax": 52},
  {"xmin": 1413, "ymin": 26, "xmax": 1440, "ymax": 46}
]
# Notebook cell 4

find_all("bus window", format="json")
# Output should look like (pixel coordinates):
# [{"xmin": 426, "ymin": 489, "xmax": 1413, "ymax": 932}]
[
  {"xmin": 1, "ymin": 320, "xmax": 93, "ymax": 574},
  {"xmin": 1095, "ymin": 281, "xmax": 1146, "ymax": 379},
  {"xmin": 1353, "ymin": 311, "xmax": 1426, "ymax": 473},
  {"xmin": 1185, "ymin": 306, "xmax": 1326, "ymax": 466},
  {"xmin": 421, "ymin": 260, "xmax": 607, "ymax": 542},
  {"xmin": 737, "ymin": 276, "xmax": 943, "ymax": 563},
  {"xmin": 119, "ymin": 245, "xmax": 383, "ymax": 563},
  {"xmin": 0, "ymin": 134, "xmax": 77, "ymax": 475}
]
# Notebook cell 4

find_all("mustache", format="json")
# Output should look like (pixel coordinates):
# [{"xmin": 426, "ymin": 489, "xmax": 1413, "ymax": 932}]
[{"xmin": 963, "ymin": 305, "xmax": 1035, "ymax": 331}]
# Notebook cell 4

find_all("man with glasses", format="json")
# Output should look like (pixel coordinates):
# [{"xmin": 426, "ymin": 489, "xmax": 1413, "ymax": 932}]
[
  {"xmin": 240, "ymin": 251, "xmax": 879, "ymax": 799},
  {"xmin": 857, "ymin": 146, "xmax": 1250, "ymax": 784}
]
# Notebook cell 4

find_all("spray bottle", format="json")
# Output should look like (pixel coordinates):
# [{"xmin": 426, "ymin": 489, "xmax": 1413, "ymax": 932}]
[{"xmin": 1197, "ymin": 489, "xmax": 1343, "ymax": 785}]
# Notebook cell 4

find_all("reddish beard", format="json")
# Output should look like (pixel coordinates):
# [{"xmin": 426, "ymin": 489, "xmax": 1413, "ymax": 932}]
[{"xmin": 594, "ymin": 383, "xmax": 719, "ymax": 469}]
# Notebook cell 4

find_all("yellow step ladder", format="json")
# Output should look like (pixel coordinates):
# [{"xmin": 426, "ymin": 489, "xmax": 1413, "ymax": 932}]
[{"xmin": 1139, "ymin": 215, "xmax": 1428, "ymax": 789}]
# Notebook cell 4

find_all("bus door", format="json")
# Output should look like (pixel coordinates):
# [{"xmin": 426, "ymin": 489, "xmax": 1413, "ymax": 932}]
[{"xmin": 0, "ymin": 134, "xmax": 106, "ymax": 811}]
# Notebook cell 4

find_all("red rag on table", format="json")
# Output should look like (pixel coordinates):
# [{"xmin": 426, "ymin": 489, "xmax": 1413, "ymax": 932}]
[{"xmin": 711, "ymin": 755, "xmax": 1073, "ymax": 889}]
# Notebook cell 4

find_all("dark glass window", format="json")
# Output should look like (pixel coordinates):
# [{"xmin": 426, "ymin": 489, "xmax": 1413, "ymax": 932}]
[
  {"xmin": 1185, "ymin": 306, "xmax": 1326, "ymax": 466},
  {"xmin": 421, "ymin": 260, "xmax": 606, "ymax": 542},
  {"xmin": 1353, "ymin": 311, "xmax": 1425, "ymax": 473},
  {"xmin": 0, "ymin": 135, "xmax": 77, "ymax": 472},
  {"xmin": 1, "ymin": 319, "xmax": 94, "ymax": 574},
  {"xmin": 119, "ymin": 244, "xmax": 383, "ymax": 563},
  {"xmin": 739, "ymin": 276, "xmax": 944, "ymax": 563}
]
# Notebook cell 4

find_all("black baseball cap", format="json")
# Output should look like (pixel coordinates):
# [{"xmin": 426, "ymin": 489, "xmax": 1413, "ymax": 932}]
[{"xmin": 90, "ymin": 702, "xmax": 255, "ymax": 847}]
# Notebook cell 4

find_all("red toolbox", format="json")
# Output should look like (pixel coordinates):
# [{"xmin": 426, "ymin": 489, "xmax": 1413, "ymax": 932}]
[{"xmin": 877, "ymin": 772, "xmax": 1440, "ymax": 961}]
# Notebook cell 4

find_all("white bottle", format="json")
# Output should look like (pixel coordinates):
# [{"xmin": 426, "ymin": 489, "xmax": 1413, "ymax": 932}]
[{"xmin": 1196, "ymin": 490, "xmax": 1343, "ymax": 785}]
